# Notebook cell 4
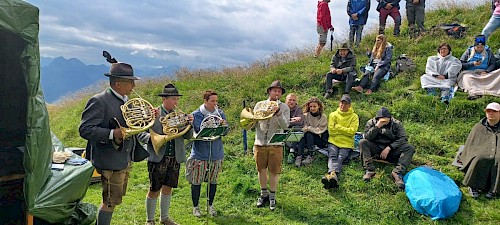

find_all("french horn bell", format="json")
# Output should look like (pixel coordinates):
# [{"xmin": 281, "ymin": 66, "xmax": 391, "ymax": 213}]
[
  {"xmin": 239, "ymin": 100, "xmax": 279, "ymax": 130},
  {"xmin": 150, "ymin": 110, "xmax": 191, "ymax": 154}
]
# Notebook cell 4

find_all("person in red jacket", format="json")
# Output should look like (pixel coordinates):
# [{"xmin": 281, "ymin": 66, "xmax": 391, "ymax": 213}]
[{"xmin": 315, "ymin": 0, "xmax": 334, "ymax": 57}]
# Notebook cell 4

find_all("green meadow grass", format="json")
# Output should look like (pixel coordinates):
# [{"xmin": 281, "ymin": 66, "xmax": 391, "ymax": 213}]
[{"xmin": 48, "ymin": 1, "xmax": 500, "ymax": 224}]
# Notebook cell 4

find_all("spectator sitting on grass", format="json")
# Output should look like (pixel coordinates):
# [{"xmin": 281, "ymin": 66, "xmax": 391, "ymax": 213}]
[
  {"xmin": 352, "ymin": 34, "xmax": 393, "ymax": 95},
  {"xmin": 295, "ymin": 97, "xmax": 328, "ymax": 167},
  {"xmin": 458, "ymin": 102, "xmax": 500, "ymax": 199},
  {"xmin": 321, "ymin": 94, "xmax": 359, "ymax": 189},
  {"xmin": 324, "ymin": 43, "xmax": 357, "ymax": 98},
  {"xmin": 457, "ymin": 34, "xmax": 498, "ymax": 100},
  {"xmin": 420, "ymin": 43, "xmax": 461, "ymax": 104}
]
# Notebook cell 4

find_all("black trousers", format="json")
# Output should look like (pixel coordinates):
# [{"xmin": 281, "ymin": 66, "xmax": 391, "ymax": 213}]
[
  {"xmin": 326, "ymin": 71, "xmax": 356, "ymax": 94},
  {"xmin": 297, "ymin": 131, "xmax": 328, "ymax": 157},
  {"xmin": 359, "ymin": 139, "xmax": 415, "ymax": 174}
]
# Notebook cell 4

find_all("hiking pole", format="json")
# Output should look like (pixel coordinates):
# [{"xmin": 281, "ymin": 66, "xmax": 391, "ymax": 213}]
[
  {"xmin": 330, "ymin": 27, "xmax": 334, "ymax": 51},
  {"xmin": 242, "ymin": 100, "xmax": 248, "ymax": 154}
]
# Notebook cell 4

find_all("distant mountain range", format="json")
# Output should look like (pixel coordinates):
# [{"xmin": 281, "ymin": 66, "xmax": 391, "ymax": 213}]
[{"xmin": 40, "ymin": 57, "xmax": 179, "ymax": 103}]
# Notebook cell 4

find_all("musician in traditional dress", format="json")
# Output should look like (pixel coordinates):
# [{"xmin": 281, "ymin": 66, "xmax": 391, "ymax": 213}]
[
  {"xmin": 79, "ymin": 62, "xmax": 142, "ymax": 225},
  {"xmin": 140, "ymin": 84, "xmax": 193, "ymax": 225},
  {"xmin": 187, "ymin": 90, "xmax": 227, "ymax": 217},
  {"xmin": 254, "ymin": 80, "xmax": 290, "ymax": 211}
]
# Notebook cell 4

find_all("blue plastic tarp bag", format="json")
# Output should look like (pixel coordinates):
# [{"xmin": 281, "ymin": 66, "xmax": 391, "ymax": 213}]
[{"xmin": 404, "ymin": 166, "xmax": 462, "ymax": 220}]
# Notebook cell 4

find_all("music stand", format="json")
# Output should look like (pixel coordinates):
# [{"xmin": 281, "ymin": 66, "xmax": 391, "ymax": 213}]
[
  {"xmin": 270, "ymin": 131, "xmax": 304, "ymax": 160},
  {"xmin": 269, "ymin": 131, "xmax": 303, "ymax": 143}
]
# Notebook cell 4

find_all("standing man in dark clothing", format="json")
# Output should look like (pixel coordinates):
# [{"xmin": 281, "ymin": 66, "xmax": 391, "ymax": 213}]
[
  {"xmin": 79, "ymin": 62, "xmax": 143, "ymax": 225},
  {"xmin": 359, "ymin": 107, "xmax": 415, "ymax": 189},
  {"xmin": 324, "ymin": 43, "xmax": 357, "ymax": 98},
  {"xmin": 376, "ymin": 0, "xmax": 402, "ymax": 36},
  {"xmin": 347, "ymin": 0, "xmax": 371, "ymax": 48},
  {"xmin": 140, "ymin": 84, "xmax": 194, "ymax": 225},
  {"xmin": 406, "ymin": 0, "xmax": 426, "ymax": 37}
]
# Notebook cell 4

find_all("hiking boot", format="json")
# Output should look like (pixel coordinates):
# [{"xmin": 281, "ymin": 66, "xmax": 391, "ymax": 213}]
[
  {"xmin": 363, "ymin": 171, "xmax": 376, "ymax": 182},
  {"xmin": 192, "ymin": 206, "xmax": 201, "ymax": 217},
  {"xmin": 324, "ymin": 92, "xmax": 331, "ymax": 99},
  {"xmin": 365, "ymin": 89, "xmax": 373, "ymax": 95},
  {"xmin": 301, "ymin": 155, "xmax": 314, "ymax": 165},
  {"xmin": 145, "ymin": 221, "xmax": 155, "ymax": 225},
  {"xmin": 322, "ymin": 172, "xmax": 339, "ymax": 189},
  {"xmin": 160, "ymin": 218, "xmax": 178, "ymax": 225},
  {"xmin": 468, "ymin": 187, "xmax": 479, "ymax": 199},
  {"xmin": 391, "ymin": 172, "xmax": 405, "ymax": 189},
  {"xmin": 321, "ymin": 174, "xmax": 331, "ymax": 189},
  {"xmin": 256, "ymin": 195, "xmax": 269, "ymax": 207},
  {"xmin": 269, "ymin": 199, "xmax": 276, "ymax": 211},
  {"xmin": 486, "ymin": 192, "xmax": 496, "ymax": 199},
  {"xmin": 287, "ymin": 153, "xmax": 295, "ymax": 164},
  {"xmin": 209, "ymin": 205, "xmax": 217, "ymax": 216},
  {"xmin": 294, "ymin": 156, "xmax": 302, "ymax": 167}
]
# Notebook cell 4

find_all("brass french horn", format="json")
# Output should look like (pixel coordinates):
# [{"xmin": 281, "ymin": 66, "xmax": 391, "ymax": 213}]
[
  {"xmin": 116, "ymin": 90, "xmax": 156, "ymax": 139},
  {"xmin": 239, "ymin": 100, "xmax": 279, "ymax": 130},
  {"xmin": 150, "ymin": 109, "xmax": 191, "ymax": 154}
]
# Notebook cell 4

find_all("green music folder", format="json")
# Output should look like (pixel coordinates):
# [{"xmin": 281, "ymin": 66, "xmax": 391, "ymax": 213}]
[
  {"xmin": 194, "ymin": 126, "xmax": 229, "ymax": 140},
  {"xmin": 269, "ymin": 131, "xmax": 304, "ymax": 143}
]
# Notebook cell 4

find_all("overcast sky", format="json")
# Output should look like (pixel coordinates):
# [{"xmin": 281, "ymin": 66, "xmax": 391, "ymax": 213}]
[{"xmin": 24, "ymin": 0, "xmax": 475, "ymax": 70}]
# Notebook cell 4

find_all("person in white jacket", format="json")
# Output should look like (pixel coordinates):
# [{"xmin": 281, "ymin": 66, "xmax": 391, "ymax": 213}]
[{"xmin": 420, "ymin": 43, "xmax": 461, "ymax": 104}]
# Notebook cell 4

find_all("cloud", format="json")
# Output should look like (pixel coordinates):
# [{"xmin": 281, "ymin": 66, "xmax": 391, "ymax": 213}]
[{"xmin": 25, "ymin": 0, "xmax": 460, "ymax": 70}]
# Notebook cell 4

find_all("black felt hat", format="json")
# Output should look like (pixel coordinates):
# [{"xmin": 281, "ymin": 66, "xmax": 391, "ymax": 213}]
[
  {"xmin": 158, "ymin": 83, "xmax": 182, "ymax": 97},
  {"xmin": 104, "ymin": 62, "xmax": 140, "ymax": 80}
]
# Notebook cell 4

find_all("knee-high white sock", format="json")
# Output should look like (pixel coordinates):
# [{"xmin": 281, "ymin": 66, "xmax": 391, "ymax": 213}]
[
  {"xmin": 145, "ymin": 197, "xmax": 157, "ymax": 222},
  {"xmin": 160, "ymin": 194, "xmax": 172, "ymax": 221}
]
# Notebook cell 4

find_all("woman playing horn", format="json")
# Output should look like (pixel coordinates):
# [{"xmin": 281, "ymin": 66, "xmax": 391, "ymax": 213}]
[
  {"xmin": 187, "ymin": 90, "xmax": 228, "ymax": 217},
  {"xmin": 141, "ymin": 83, "xmax": 193, "ymax": 225}
]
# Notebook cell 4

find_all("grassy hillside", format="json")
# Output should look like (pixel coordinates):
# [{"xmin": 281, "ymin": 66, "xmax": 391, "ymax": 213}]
[{"xmin": 48, "ymin": 2, "xmax": 500, "ymax": 224}]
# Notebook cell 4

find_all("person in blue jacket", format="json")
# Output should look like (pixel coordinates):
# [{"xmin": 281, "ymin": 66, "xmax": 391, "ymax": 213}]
[
  {"xmin": 347, "ymin": 0, "xmax": 371, "ymax": 48},
  {"xmin": 187, "ymin": 90, "xmax": 227, "ymax": 218}
]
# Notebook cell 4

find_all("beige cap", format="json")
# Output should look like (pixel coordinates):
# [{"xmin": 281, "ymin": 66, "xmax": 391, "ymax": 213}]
[{"xmin": 485, "ymin": 102, "xmax": 500, "ymax": 111}]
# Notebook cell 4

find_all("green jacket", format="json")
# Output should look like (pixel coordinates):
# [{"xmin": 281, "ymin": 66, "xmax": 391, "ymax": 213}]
[{"xmin": 328, "ymin": 107, "xmax": 359, "ymax": 149}]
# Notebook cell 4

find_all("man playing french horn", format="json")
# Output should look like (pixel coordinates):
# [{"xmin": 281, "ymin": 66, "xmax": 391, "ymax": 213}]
[
  {"xmin": 254, "ymin": 80, "xmax": 290, "ymax": 211},
  {"xmin": 79, "ymin": 62, "xmax": 144, "ymax": 225},
  {"xmin": 187, "ymin": 90, "xmax": 228, "ymax": 217},
  {"xmin": 138, "ymin": 84, "xmax": 193, "ymax": 225}
]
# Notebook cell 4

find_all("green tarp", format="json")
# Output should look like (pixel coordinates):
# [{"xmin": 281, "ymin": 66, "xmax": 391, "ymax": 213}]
[{"xmin": 0, "ymin": 0, "xmax": 95, "ymax": 223}]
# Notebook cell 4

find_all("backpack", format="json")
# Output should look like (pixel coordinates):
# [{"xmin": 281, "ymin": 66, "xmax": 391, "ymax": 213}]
[
  {"xmin": 395, "ymin": 54, "xmax": 416, "ymax": 74},
  {"xmin": 434, "ymin": 23, "xmax": 467, "ymax": 39}
]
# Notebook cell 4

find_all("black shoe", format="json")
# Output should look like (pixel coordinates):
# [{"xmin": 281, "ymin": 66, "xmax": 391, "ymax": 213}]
[
  {"xmin": 329, "ymin": 172, "xmax": 339, "ymax": 189},
  {"xmin": 256, "ymin": 195, "xmax": 269, "ymax": 207},
  {"xmin": 321, "ymin": 175, "xmax": 331, "ymax": 189},
  {"xmin": 486, "ymin": 192, "xmax": 496, "ymax": 199}
]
